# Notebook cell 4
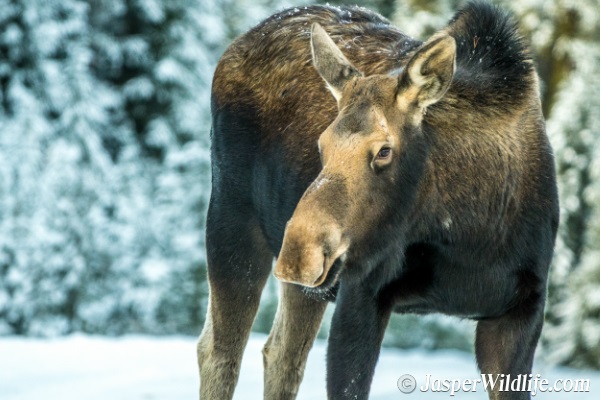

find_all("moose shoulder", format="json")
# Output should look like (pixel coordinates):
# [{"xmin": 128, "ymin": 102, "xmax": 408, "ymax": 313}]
[{"xmin": 199, "ymin": 2, "xmax": 559, "ymax": 400}]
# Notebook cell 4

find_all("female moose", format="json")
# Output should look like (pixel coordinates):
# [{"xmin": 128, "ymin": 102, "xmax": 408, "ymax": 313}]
[{"xmin": 198, "ymin": 2, "xmax": 559, "ymax": 399}]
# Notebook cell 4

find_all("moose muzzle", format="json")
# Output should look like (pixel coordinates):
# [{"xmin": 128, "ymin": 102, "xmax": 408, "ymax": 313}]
[{"xmin": 274, "ymin": 216, "xmax": 349, "ymax": 287}]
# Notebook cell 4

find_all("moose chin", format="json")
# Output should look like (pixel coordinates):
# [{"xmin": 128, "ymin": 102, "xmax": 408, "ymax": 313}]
[{"xmin": 198, "ymin": 2, "xmax": 559, "ymax": 400}]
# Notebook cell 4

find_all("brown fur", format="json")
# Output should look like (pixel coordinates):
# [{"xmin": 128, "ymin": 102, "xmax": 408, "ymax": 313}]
[{"xmin": 212, "ymin": 6, "xmax": 418, "ymax": 174}]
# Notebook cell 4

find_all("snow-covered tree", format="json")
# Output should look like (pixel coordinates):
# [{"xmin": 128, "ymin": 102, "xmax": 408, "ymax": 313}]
[
  {"xmin": 81, "ymin": 0, "xmax": 220, "ymax": 334},
  {"xmin": 537, "ymin": 0, "xmax": 600, "ymax": 369},
  {"xmin": 0, "ymin": 0, "xmax": 124, "ymax": 335},
  {"xmin": 0, "ymin": 0, "xmax": 220, "ymax": 335}
]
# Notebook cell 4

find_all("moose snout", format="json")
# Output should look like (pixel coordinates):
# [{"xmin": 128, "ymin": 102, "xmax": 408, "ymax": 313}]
[{"xmin": 274, "ymin": 220, "xmax": 349, "ymax": 287}]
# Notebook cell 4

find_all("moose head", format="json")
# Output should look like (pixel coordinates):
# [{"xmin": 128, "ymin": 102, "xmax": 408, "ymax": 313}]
[{"xmin": 274, "ymin": 24, "xmax": 456, "ymax": 288}]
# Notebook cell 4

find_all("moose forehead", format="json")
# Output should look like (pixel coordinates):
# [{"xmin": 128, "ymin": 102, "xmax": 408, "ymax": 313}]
[{"xmin": 333, "ymin": 75, "xmax": 401, "ymax": 136}]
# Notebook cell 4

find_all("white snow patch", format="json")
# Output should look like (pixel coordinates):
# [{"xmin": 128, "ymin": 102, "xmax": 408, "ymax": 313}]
[{"xmin": 1, "ymin": 334, "xmax": 598, "ymax": 399}]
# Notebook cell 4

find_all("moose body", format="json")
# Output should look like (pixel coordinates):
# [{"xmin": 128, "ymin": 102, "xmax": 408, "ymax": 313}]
[{"xmin": 198, "ymin": 2, "xmax": 559, "ymax": 399}]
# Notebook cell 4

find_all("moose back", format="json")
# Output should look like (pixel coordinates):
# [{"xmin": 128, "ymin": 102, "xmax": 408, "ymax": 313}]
[{"xmin": 198, "ymin": 2, "xmax": 559, "ymax": 399}]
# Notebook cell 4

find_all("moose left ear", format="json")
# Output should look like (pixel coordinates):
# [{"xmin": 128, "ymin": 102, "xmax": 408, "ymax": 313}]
[
  {"xmin": 399, "ymin": 34, "xmax": 456, "ymax": 110},
  {"xmin": 311, "ymin": 23, "xmax": 361, "ymax": 102}
]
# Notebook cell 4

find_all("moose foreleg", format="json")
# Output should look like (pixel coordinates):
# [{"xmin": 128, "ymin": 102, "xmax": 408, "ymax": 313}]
[
  {"xmin": 326, "ymin": 281, "xmax": 392, "ymax": 400},
  {"xmin": 263, "ymin": 282, "xmax": 327, "ymax": 400},
  {"xmin": 197, "ymin": 205, "xmax": 273, "ymax": 399}
]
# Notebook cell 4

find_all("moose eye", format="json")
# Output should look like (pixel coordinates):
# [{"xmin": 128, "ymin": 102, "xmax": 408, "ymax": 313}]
[{"xmin": 376, "ymin": 147, "xmax": 391, "ymax": 159}]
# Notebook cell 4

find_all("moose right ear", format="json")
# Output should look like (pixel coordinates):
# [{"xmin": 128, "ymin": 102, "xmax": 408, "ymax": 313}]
[
  {"xmin": 311, "ymin": 23, "xmax": 361, "ymax": 101},
  {"xmin": 398, "ymin": 33, "xmax": 456, "ymax": 111}
]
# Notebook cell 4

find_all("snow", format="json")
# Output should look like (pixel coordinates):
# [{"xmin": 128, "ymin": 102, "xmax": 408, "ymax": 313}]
[{"xmin": 1, "ymin": 334, "xmax": 598, "ymax": 399}]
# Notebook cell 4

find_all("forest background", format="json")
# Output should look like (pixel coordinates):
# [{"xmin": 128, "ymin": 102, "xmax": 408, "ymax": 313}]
[{"xmin": 0, "ymin": 0, "xmax": 599, "ymax": 370}]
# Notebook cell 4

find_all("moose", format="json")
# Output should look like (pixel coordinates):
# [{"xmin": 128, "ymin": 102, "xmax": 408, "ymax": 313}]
[{"xmin": 198, "ymin": 1, "xmax": 559, "ymax": 399}]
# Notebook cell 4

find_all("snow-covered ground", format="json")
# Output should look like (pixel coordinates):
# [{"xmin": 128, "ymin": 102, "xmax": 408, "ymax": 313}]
[{"xmin": 1, "ymin": 333, "xmax": 598, "ymax": 399}]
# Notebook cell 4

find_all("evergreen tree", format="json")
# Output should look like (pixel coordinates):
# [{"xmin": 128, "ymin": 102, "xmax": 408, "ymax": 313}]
[
  {"xmin": 85, "ymin": 0, "xmax": 217, "ymax": 334},
  {"xmin": 539, "ymin": 0, "xmax": 600, "ymax": 369},
  {"xmin": 0, "ymin": 0, "xmax": 218, "ymax": 335},
  {"xmin": 0, "ymin": 0, "xmax": 105, "ymax": 335}
]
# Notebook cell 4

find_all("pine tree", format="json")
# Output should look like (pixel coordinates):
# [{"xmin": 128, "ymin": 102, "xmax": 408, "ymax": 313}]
[
  {"xmin": 539, "ymin": 0, "xmax": 600, "ymax": 368},
  {"xmin": 0, "ymin": 0, "xmax": 55, "ymax": 334},
  {"xmin": 0, "ymin": 0, "xmax": 128, "ymax": 335},
  {"xmin": 0, "ymin": 0, "xmax": 219, "ymax": 335}
]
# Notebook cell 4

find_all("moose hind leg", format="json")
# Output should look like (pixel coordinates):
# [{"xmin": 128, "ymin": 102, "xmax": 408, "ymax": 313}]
[
  {"xmin": 475, "ymin": 281, "xmax": 546, "ymax": 400},
  {"xmin": 263, "ymin": 282, "xmax": 328, "ymax": 400},
  {"xmin": 198, "ymin": 203, "xmax": 273, "ymax": 399}
]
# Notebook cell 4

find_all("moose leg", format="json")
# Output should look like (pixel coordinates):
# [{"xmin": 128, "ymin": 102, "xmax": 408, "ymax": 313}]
[
  {"xmin": 263, "ymin": 283, "xmax": 327, "ymax": 399},
  {"xmin": 475, "ymin": 294, "xmax": 546, "ymax": 400},
  {"xmin": 197, "ymin": 203, "xmax": 273, "ymax": 400},
  {"xmin": 326, "ymin": 281, "xmax": 392, "ymax": 400}
]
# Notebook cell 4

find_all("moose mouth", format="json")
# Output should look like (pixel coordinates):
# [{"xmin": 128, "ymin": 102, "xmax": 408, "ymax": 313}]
[
  {"xmin": 301, "ymin": 257, "xmax": 345, "ymax": 300},
  {"xmin": 319, "ymin": 255, "xmax": 345, "ymax": 288},
  {"xmin": 311, "ymin": 249, "xmax": 346, "ymax": 287}
]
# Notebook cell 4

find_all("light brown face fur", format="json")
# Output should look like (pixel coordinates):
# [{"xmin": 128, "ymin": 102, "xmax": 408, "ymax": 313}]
[
  {"xmin": 318, "ymin": 77, "xmax": 403, "ymax": 220},
  {"xmin": 274, "ymin": 77, "xmax": 401, "ymax": 287},
  {"xmin": 274, "ymin": 24, "xmax": 456, "ymax": 287}
]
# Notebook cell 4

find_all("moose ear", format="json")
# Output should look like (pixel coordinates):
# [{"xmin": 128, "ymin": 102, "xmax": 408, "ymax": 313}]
[
  {"xmin": 399, "ymin": 34, "xmax": 456, "ymax": 110},
  {"xmin": 311, "ymin": 23, "xmax": 361, "ymax": 101}
]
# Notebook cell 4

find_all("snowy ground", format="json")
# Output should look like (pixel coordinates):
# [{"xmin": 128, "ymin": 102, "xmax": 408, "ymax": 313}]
[{"xmin": 1, "ymin": 334, "xmax": 598, "ymax": 399}]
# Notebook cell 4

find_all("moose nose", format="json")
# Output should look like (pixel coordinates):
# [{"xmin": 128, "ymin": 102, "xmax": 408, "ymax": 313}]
[{"xmin": 274, "ymin": 221, "xmax": 349, "ymax": 287}]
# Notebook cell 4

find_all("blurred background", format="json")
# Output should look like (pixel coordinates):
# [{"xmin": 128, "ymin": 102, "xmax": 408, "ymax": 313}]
[{"xmin": 0, "ymin": 0, "xmax": 598, "ymax": 372}]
